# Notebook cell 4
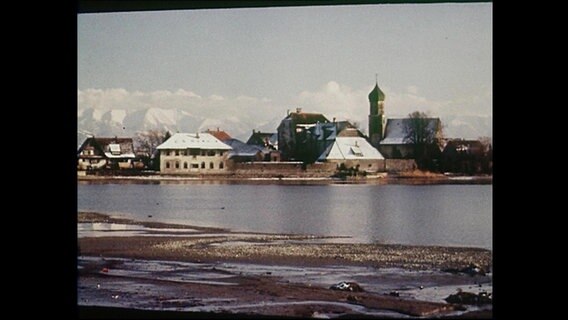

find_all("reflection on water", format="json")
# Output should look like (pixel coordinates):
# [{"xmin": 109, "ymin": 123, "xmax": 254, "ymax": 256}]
[{"xmin": 78, "ymin": 183, "xmax": 492, "ymax": 249}]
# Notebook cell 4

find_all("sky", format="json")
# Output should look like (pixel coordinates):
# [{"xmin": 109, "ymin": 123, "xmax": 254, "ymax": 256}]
[{"xmin": 78, "ymin": 2, "xmax": 492, "ymax": 137}]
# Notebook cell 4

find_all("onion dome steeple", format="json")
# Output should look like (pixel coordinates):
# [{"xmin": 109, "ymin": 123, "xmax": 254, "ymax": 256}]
[
  {"xmin": 368, "ymin": 76, "xmax": 386, "ymax": 148},
  {"xmin": 368, "ymin": 82, "xmax": 385, "ymax": 102}
]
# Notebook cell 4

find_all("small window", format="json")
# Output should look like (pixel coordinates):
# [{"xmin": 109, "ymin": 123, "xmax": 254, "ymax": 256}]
[
  {"xmin": 175, "ymin": 162, "xmax": 180, "ymax": 169},
  {"xmin": 209, "ymin": 162, "xmax": 214, "ymax": 169},
  {"xmin": 180, "ymin": 150, "xmax": 185, "ymax": 156},
  {"xmin": 183, "ymin": 162, "xmax": 188, "ymax": 169},
  {"xmin": 219, "ymin": 162, "xmax": 224, "ymax": 169},
  {"xmin": 201, "ymin": 150, "xmax": 206, "ymax": 156},
  {"xmin": 208, "ymin": 150, "xmax": 215, "ymax": 156},
  {"xmin": 166, "ymin": 162, "xmax": 170, "ymax": 169},
  {"xmin": 175, "ymin": 150, "xmax": 179, "ymax": 156},
  {"xmin": 201, "ymin": 162, "xmax": 205, "ymax": 169},
  {"xmin": 191, "ymin": 163, "xmax": 199, "ymax": 169}
]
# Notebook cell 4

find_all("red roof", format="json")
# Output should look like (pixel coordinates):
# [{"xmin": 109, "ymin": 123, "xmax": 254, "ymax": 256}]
[{"xmin": 205, "ymin": 129, "xmax": 232, "ymax": 141}]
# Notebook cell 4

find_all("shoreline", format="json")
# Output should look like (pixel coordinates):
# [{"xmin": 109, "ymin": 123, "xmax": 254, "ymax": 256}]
[
  {"xmin": 78, "ymin": 212, "xmax": 492, "ymax": 271},
  {"xmin": 77, "ymin": 173, "xmax": 492, "ymax": 185}
]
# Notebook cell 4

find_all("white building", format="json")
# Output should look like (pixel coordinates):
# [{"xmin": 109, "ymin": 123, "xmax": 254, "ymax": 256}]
[
  {"xmin": 318, "ymin": 136, "xmax": 385, "ymax": 173},
  {"xmin": 157, "ymin": 133, "xmax": 232, "ymax": 174}
]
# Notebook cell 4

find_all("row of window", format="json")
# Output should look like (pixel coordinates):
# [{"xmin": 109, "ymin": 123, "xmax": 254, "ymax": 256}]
[
  {"xmin": 165, "ymin": 161, "xmax": 225, "ymax": 170},
  {"xmin": 166, "ymin": 149, "xmax": 225, "ymax": 157}
]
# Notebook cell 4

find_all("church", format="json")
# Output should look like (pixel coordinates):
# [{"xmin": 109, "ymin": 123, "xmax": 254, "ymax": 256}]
[{"xmin": 367, "ymin": 81, "xmax": 442, "ymax": 160}]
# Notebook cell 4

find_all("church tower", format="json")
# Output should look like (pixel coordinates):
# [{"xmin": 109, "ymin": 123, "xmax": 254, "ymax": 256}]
[{"xmin": 368, "ymin": 80, "xmax": 385, "ymax": 148}]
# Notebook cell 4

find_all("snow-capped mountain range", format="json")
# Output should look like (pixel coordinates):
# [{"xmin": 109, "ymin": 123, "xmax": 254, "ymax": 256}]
[
  {"xmin": 77, "ymin": 107, "xmax": 282, "ymax": 145},
  {"xmin": 77, "ymin": 106, "xmax": 491, "ymax": 147}
]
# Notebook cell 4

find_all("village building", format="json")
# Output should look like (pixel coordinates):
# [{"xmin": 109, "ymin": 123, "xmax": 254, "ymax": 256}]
[
  {"xmin": 379, "ymin": 118, "xmax": 442, "ymax": 159},
  {"xmin": 318, "ymin": 136, "xmax": 385, "ymax": 173},
  {"xmin": 156, "ymin": 133, "xmax": 231, "ymax": 174},
  {"xmin": 367, "ymin": 81, "xmax": 442, "ymax": 159},
  {"xmin": 223, "ymin": 138, "xmax": 265, "ymax": 163},
  {"xmin": 277, "ymin": 109, "xmax": 363, "ymax": 164},
  {"xmin": 205, "ymin": 128, "xmax": 232, "ymax": 141},
  {"xmin": 246, "ymin": 130, "xmax": 278, "ymax": 150},
  {"xmin": 277, "ymin": 108, "xmax": 330, "ymax": 162},
  {"xmin": 441, "ymin": 139, "xmax": 486, "ymax": 174},
  {"xmin": 77, "ymin": 137, "xmax": 136, "ymax": 170}
]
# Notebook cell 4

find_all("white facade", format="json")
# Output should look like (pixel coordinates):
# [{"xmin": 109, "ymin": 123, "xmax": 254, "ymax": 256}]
[
  {"xmin": 318, "ymin": 136, "xmax": 385, "ymax": 173},
  {"xmin": 157, "ymin": 133, "xmax": 232, "ymax": 174}
]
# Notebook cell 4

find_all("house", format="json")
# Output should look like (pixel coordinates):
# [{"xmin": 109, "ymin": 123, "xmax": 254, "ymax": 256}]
[
  {"xmin": 223, "ymin": 138, "xmax": 265, "ymax": 163},
  {"xmin": 156, "ymin": 132, "xmax": 232, "ymax": 174},
  {"xmin": 318, "ymin": 136, "xmax": 385, "ymax": 173},
  {"xmin": 378, "ymin": 118, "xmax": 442, "ymax": 159},
  {"xmin": 441, "ymin": 139, "xmax": 485, "ymax": 174},
  {"xmin": 77, "ymin": 137, "xmax": 136, "ymax": 170},
  {"xmin": 246, "ymin": 130, "xmax": 278, "ymax": 150},
  {"xmin": 205, "ymin": 128, "xmax": 232, "ymax": 141},
  {"xmin": 277, "ymin": 108, "xmax": 329, "ymax": 162}
]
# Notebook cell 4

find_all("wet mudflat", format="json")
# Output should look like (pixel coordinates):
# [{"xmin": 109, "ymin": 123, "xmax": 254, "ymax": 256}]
[{"xmin": 78, "ymin": 212, "xmax": 492, "ymax": 318}]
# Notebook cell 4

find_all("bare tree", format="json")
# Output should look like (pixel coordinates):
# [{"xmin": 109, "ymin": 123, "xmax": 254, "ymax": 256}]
[
  {"xmin": 134, "ymin": 130, "xmax": 169, "ymax": 154},
  {"xmin": 134, "ymin": 130, "xmax": 171, "ymax": 170},
  {"xmin": 478, "ymin": 136, "xmax": 492, "ymax": 153},
  {"xmin": 478, "ymin": 136, "xmax": 493, "ymax": 174},
  {"xmin": 404, "ymin": 111, "xmax": 443, "ymax": 170}
]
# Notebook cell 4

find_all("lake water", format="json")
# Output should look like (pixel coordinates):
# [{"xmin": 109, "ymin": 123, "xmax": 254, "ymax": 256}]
[{"xmin": 77, "ymin": 182, "xmax": 492, "ymax": 250}]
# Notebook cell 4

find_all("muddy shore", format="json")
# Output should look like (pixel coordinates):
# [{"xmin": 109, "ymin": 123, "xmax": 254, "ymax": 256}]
[{"xmin": 78, "ymin": 212, "xmax": 492, "ymax": 319}]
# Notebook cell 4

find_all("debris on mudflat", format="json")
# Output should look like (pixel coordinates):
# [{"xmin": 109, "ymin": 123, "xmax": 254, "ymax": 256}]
[
  {"xmin": 329, "ymin": 281, "xmax": 364, "ymax": 292},
  {"xmin": 387, "ymin": 291, "xmax": 400, "ymax": 297},
  {"xmin": 442, "ymin": 263, "xmax": 487, "ymax": 276},
  {"xmin": 444, "ymin": 290, "xmax": 492, "ymax": 305}
]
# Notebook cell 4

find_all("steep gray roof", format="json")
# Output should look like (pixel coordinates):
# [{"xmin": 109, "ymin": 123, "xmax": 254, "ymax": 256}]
[
  {"xmin": 223, "ymin": 138, "xmax": 264, "ymax": 158},
  {"xmin": 380, "ymin": 118, "xmax": 441, "ymax": 145}
]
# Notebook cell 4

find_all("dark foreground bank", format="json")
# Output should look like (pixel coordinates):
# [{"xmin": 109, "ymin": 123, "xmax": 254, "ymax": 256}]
[
  {"xmin": 78, "ymin": 212, "xmax": 492, "ymax": 319},
  {"xmin": 78, "ymin": 305, "xmax": 492, "ymax": 319}
]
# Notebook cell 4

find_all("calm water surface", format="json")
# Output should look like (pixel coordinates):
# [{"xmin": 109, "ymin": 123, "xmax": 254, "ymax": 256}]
[{"xmin": 77, "ymin": 183, "xmax": 492, "ymax": 249}]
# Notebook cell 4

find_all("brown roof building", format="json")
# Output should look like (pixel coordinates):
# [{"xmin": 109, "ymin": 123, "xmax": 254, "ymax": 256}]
[
  {"xmin": 205, "ymin": 128, "xmax": 232, "ymax": 142},
  {"xmin": 77, "ymin": 136, "xmax": 136, "ymax": 170}
]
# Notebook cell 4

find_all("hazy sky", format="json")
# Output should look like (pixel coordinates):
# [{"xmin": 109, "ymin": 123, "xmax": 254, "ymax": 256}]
[{"xmin": 78, "ymin": 3, "xmax": 491, "ymax": 129}]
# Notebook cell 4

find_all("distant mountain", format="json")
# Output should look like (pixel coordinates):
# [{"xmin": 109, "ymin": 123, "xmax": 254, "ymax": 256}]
[
  {"xmin": 77, "ymin": 107, "xmax": 284, "ymax": 145},
  {"xmin": 77, "ymin": 106, "xmax": 491, "ymax": 148}
]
